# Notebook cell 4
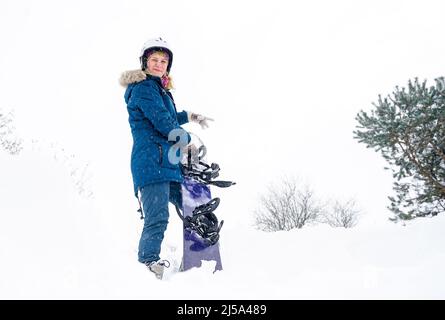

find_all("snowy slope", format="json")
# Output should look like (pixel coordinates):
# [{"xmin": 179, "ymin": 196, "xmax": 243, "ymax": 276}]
[{"xmin": 0, "ymin": 147, "xmax": 444, "ymax": 299}]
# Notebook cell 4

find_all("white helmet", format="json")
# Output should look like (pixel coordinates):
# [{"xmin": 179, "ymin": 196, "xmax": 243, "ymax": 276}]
[{"xmin": 139, "ymin": 37, "xmax": 173, "ymax": 72}]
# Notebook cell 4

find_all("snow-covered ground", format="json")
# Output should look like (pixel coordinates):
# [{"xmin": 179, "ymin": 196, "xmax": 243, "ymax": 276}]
[{"xmin": 0, "ymin": 147, "xmax": 444, "ymax": 299}]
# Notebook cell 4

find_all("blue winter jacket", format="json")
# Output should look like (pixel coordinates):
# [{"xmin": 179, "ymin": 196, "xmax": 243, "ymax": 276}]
[{"xmin": 123, "ymin": 73, "xmax": 189, "ymax": 196}]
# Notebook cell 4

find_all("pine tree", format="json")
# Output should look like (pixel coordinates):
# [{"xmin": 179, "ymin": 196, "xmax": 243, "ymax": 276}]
[{"xmin": 354, "ymin": 77, "xmax": 445, "ymax": 221}]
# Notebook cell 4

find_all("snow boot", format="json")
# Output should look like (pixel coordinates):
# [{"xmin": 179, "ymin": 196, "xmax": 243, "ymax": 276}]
[{"xmin": 146, "ymin": 259, "xmax": 170, "ymax": 280}]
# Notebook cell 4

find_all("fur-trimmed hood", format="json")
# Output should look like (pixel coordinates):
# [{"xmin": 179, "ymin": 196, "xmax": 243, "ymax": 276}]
[
  {"xmin": 119, "ymin": 69, "xmax": 147, "ymax": 87},
  {"xmin": 119, "ymin": 69, "xmax": 174, "ymax": 90}
]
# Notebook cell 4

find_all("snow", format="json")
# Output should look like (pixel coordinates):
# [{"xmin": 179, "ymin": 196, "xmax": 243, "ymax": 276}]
[
  {"xmin": 1, "ymin": 0, "xmax": 445, "ymax": 299},
  {"xmin": 1, "ymin": 147, "xmax": 444, "ymax": 299}
]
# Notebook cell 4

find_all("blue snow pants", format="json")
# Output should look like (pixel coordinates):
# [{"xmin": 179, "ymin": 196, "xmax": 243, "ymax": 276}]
[{"xmin": 138, "ymin": 182, "xmax": 182, "ymax": 264}]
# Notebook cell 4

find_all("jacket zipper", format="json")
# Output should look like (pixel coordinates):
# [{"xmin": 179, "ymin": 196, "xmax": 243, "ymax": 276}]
[{"xmin": 157, "ymin": 144, "xmax": 163, "ymax": 165}]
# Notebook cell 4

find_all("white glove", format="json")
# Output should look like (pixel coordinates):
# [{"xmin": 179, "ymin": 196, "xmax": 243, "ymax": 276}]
[{"xmin": 187, "ymin": 111, "xmax": 214, "ymax": 129}]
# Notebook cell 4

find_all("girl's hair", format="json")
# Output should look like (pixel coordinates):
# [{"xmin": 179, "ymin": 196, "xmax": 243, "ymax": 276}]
[{"xmin": 162, "ymin": 74, "xmax": 174, "ymax": 90}]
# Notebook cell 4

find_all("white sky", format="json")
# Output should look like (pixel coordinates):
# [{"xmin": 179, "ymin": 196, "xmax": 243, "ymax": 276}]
[
  {"xmin": 1, "ymin": 0, "xmax": 444, "ymax": 224},
  {"xmin": 1, "ymin": 0, "xmax": 445, "ymax": 298}
]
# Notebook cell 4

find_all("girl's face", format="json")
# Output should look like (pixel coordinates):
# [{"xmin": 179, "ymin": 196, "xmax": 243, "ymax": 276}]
[{"xmin": 146, "ymin": 52, "xmax": 169, "ymax": 77}]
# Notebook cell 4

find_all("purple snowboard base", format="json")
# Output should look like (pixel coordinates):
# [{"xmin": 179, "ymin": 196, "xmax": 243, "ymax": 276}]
[{"xmin": 180, "ymin": 177, "xmax": 222, "ymax": 273}]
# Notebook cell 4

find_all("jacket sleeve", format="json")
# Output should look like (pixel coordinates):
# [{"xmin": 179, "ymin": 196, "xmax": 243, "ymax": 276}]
[
  {"xmin": 176, "ymin": 111, "xmax": 189, "ymax": 126},
  {"xmin": 133, "ymin": 82, "xmax": 182, "ymax": 138}
]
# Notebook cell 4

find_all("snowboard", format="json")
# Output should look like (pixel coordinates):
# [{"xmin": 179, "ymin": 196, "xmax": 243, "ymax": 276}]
[{"xmin": 180, "ymin": 177, "xmax": 223, "ymax": 272}]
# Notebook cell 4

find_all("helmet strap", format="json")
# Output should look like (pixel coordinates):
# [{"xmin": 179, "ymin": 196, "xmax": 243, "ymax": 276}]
[{"xmin": 140, "ymin": 56, "xmax": 148, "ymax": 70}]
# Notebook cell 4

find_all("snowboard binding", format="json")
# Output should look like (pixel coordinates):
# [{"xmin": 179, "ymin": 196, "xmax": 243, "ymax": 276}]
[
  {"xmin": 176, "ymin": 198, "xmax": 224, "ymax": 247},
  {"xmin": 181, "ymin": 144, "xmax": 236, "ymax": 188}
]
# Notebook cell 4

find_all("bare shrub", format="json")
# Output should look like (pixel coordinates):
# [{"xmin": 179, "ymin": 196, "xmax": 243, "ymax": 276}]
[
  {"xmin": 322, "ymin": 199, "xmax": 361, "ymax": 228},
  {"xmin": 254, "ymin": 178, "xmax": 323, "ymax": 231},
  {"xmin": 0, "ymin": 109, "xmax": 23, "ymax": 155}
]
